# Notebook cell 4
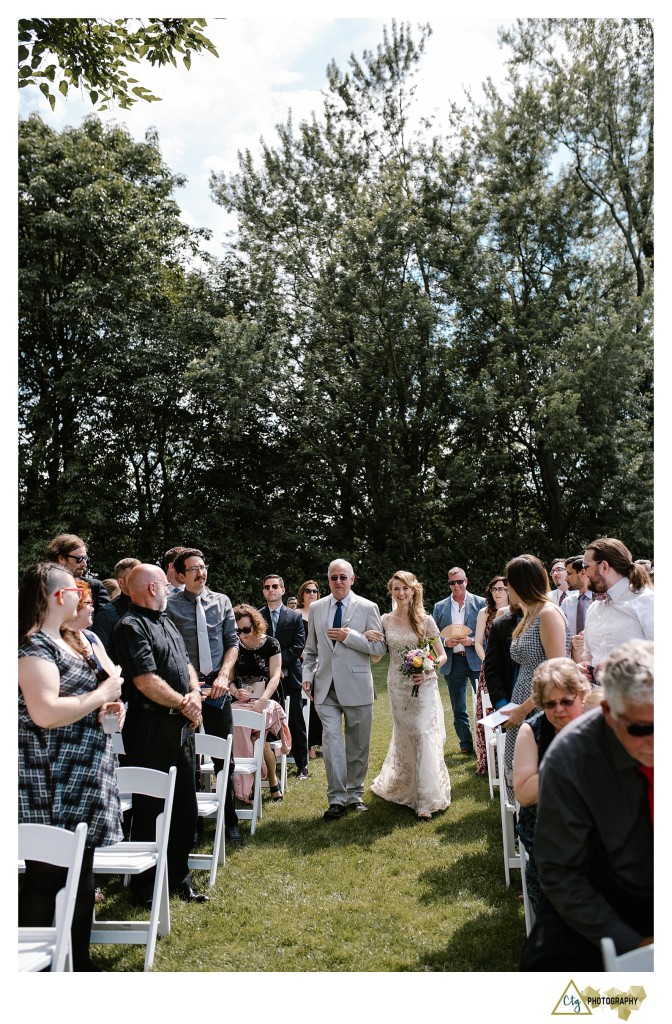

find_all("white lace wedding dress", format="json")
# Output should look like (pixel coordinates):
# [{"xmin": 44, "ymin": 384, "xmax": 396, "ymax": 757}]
[{"xmin": 371, "ymin": 614, "xmax": 451, "ymax": 814}]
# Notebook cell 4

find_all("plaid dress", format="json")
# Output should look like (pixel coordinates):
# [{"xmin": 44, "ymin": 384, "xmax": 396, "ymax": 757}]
[{"xmin": 18, "ymin": 631, "xmax": 123, "ymax": 847}]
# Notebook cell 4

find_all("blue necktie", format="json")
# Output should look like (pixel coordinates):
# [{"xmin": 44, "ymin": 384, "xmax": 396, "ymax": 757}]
[
  {"xmin": 270, "ymin": 609, "xmax": 279, "ymax": 636},
  {"xmin": 332, "ymin": 601, "xmax": 343, "ymax": 645}
]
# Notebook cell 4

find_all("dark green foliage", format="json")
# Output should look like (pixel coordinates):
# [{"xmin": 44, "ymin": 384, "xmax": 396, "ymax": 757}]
[{"xmin": 18, "ymin": 19, "xmax": 653, "ymax": 603}]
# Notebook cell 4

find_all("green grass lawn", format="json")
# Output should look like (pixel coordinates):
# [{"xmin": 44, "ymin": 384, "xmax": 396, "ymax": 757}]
[{"xmin": 91, "ymin": 657, "xmax": 527, "ymax": 971}]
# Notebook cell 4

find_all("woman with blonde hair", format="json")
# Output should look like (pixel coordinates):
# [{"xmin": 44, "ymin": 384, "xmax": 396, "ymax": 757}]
[
  {"xmin": 367, "ymin": 571, "xmax": 451, "ymax": 821},
  {"xmin": 514, "ymin": 657, "xmax": 592, "ymax": 910}
]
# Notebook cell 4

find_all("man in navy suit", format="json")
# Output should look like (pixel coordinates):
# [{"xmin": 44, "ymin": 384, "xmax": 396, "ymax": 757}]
[
  {"xmin": 259, "ymin": 574, "xmax": 308, "ymax": 779},
  {"xmin": 432, "ymin": 567, "xmax": 486, "ymax": 755}
]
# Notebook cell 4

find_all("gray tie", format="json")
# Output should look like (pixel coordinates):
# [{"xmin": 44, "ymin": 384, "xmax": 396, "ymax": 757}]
[
  {"xmin": 270, "ymin": 609, "xmax": 279, "ymax": 636},
  {"xmin": 576, "ymin": 593, "xmax": 589, "ymax": 633},
  {"xmin": 196, "ymin": 596, "xmax": 212, "ymax": 675}
]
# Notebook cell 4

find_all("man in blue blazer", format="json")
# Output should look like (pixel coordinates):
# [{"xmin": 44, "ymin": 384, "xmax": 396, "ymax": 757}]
[{"xmin": 432, "ymin": 567, "xmax": 486, "ymax": 755}]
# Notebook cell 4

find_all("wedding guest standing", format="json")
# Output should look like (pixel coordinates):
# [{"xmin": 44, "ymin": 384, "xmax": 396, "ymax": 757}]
[
  {"xmin": 473, "ymin": 575, "xmax": 509, "ymax": 775},
  {"xmin": 19, "ymin": 563, "xmax": 124, "ymax": 971}
]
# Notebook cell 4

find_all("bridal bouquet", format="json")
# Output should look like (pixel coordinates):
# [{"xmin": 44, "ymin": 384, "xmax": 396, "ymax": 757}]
[{"xmin": 401, "ymin": 641, "xmax": 438, "ymax": 696}]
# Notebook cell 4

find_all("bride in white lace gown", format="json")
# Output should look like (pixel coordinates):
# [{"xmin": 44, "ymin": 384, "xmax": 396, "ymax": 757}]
[{"xmin": 368, "ymin": 571, "xmax": 451, "ymax": 820}]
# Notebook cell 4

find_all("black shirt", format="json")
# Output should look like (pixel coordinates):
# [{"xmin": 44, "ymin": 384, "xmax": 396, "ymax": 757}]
[{"xmin": 110, "ymin": 604, "xmax": 191, "ymax": 710}]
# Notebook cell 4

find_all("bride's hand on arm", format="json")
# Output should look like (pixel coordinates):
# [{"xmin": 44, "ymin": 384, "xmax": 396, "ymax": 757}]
[
  {"xmin": 364, "ymin": 629, "xmax": 384, "ymax": 642},
  {"xmin": 431, "ymin": 637, "xmax": 447, "ymax": 670}
]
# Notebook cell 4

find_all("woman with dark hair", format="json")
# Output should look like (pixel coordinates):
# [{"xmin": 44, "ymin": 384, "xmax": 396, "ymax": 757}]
[
  {"xmin": 230, "ymin": 604, "xmax": 289, "ymax": 803},
  {"xmin": 297, "ymin": 579, "xmax": 322, "ymax": 758},
  {"xmin": 367, "ymin": 571, "xmax": 450, "ymax": 821},
  {"xmin": 473, "ymin": 575, "xmax": 509, "ymax": 775},
  {"xmin": 18, "ymin": 563, "xmax": 124, "ymax": 971},
  {"xmin": 501, "ymin": 555, "xmax": 569, "ymax": 800}
]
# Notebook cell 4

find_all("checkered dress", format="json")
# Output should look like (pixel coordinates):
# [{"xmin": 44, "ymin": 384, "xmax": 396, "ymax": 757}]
[{"xmin": 18, "ymin": 631, "xmax": 123, "ymax": 846}]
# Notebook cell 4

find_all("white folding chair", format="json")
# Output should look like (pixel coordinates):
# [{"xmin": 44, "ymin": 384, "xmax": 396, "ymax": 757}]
[
  {"xmin": 90, "ymin": 765, "xmax": 176, "ymax": 972},
  {"xmin": 264, "ymin": 696, "xmax": 290, "ymax": 795},
  {"xmin": 231, "ymin": 708, "xmax": 266, "ymax": 835},
  {"xmin": 600, "ymin": 936, "xmax": 654, "ymax": 972},
  {"xmin": 18, "ymin": 821, "xmax": 88, "ymax": 972},
  {"xmin": 189, "ymin": 733, "xmax": 233, "ymax": 886},
  {"xmin": 283, "ymin": 691, "xmax": 310, "ymax": 788},
  {"xmin": 196, "ymin": 721, "xmax": 218, "ymax": 794},
  {"xmin": 481, "ymin": 691, "xmax": 499, "ymax": 800},
  {"xmin": 517, "ymin": 835, "xmax": 535, "ymax": 936},
  {"xmin": 494, "ymin": 727, "xmax": 520, "ymax": 885}
]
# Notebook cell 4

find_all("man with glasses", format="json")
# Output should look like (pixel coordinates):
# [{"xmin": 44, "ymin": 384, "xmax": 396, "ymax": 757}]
[
  {"xmin": 432, "ymin": 568, "xmax": 486, "ymax": 755},
  {"xmin": 575, "ymin": 538, "xmax": 654, "ymax": 674},
  {"xmin": 547, "ymin": 558, "xmax": 570, "ymax": 605},
  {"xmin": 44, "ymin": 532, "xmax": 111, "ymax": 614},
  {"xmin": 259, "ymin": 574, "xmax": 308, "ymax": 780},
  {"xmin": 302, "ymin": 558, "xmax": 386, "ymax": 820},
  {"xmin": 166, "ymin": 548, "xmax": 242, "ymax": 847},
  {"xmin": 110, "ymin": 563, "xmax": 209, "ymax": 904},
  {"xmin": 522, "ymin": 638, "xmax": 653, "ymax": 970}
]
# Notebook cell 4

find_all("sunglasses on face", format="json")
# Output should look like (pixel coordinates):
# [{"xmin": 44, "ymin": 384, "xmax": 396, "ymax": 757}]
[
  {"xmin": 329, "ymin": 575, "xmax": 349, "ymax": 581},
  {"xmin": 542, "ymin": 696, "xmax": 577, "ymax": 710},
  {"xmin": 617, "ymin": 718, "xmax": 654, "ymax": 737},
  {"xmin": 304, "ymin": 588, "xmax": 318, "ymax": 595},
  {"xmin": 449, "ymin": 579, "xmax": 466, "ymax": 586},
  {"xmin": 263, "ymin": 583, "xmax": 281, "ymax": 590},
  {"xmin": 235, "ymin": 626, "xmax": 253, "ymax": 635},
  {"xmin": 66, "ymin": 554, "xmax": 88, "ymax": 564}
]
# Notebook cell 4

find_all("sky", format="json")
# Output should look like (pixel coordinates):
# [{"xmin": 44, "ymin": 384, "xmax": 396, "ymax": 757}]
[
  {"xmin": 9, "ymin": 2, "xmax": 668, "ymax": 1015},
  {"xmin": 17, "ymin": 12, "xmax": 517, "ymax": 257}
]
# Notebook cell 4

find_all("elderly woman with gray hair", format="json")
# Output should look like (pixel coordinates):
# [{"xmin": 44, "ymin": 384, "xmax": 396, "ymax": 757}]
[{"xmin": 513, "ymin": 658, "xmax": 593, "ymax": 912}]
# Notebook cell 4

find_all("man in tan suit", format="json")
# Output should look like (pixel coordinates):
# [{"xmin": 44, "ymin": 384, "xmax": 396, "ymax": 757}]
[{"xmin": 302, "ymin": 558, "xmax": 386, "ymax": 820}]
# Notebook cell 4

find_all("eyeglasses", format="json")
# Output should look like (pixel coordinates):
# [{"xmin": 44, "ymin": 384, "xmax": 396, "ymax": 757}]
[
  {"xmin": 614, "ymin": 714, "xmax": 654, "ymax": 737},
  {"xmin": 263, "ymin": 583, "xmax": 281, "ymax": 590},
  {"xmin": 449, "ymin": 579, "xmax": 466, "ymax": 586},
  {"xmin": 329, "ymin": 575, "xmax": 349, "ymax": 581},
  {"xmin": 304, "ymin": 588, "xmax": 319, "ymax": 595},
  {"xmin": 491, "ymin": 586, "xmax": 507, "ymax": 593},
  {"xmin": 183, "ymin": 565, "xmax": 208, "ymax": 574},
  {"xmin": 542, "ymin": 696, "xmax": 577, "ymax": 710},
  {"xmin": 235, "ymin": 626, "xmax": 253, "ymax": 635},
  {"xmin": 54, "ymin": 587, "xmax": 80, "ymax": 596},
  {"xmin": 65, "ymin": 554, "xmax": 88, "ymax": 564}
]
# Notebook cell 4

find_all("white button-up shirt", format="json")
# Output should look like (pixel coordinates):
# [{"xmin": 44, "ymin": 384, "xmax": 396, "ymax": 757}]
[
  {"xmin": 583, "ymin": 576, "xmax": 654, "ymax": 666},
  {"xmin": 451, "ymin": 595, "xmax": 466, "ymax": 652}
]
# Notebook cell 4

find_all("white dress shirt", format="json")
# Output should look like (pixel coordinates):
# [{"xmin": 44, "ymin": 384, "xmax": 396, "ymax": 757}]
[
  {"xmin": 450, "ymin": 596, "xmax": 466, "ymax": 652},
  {"xmin": 583, "ymin": 577, "xmax": 654, "ymax": 666}
]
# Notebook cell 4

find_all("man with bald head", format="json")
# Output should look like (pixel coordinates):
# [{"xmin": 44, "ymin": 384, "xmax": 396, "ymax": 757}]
[{"xmin": 110, "ymin": 563, "xmax": 209, "ymax": 904}]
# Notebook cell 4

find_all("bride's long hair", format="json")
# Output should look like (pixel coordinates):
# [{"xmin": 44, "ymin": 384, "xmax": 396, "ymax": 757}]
[{"xmin": 387, "ymin": 571, "xmax": 427, "ymax": 643}]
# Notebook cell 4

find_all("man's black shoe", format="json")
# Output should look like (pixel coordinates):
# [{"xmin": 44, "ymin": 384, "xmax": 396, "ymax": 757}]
[
  {"xmin": 348, "ymin": 800, "xmax": 368, "ymax": 812},
  {"xmin": 323, "ymin": 803, "xmax": 347, "ymax": 821},
  {"xmin": 171, "ymin": 883, "xmax": 209, "ymax": 904},
  {"xmin": 226, "ymin": 825, "xmax": 244, "ymax": 847}
]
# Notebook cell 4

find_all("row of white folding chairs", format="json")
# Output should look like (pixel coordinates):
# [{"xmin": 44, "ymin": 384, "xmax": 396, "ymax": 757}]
[{"xmin": 19, "ymin": 765, "xmax": 178, "ymax": 973}]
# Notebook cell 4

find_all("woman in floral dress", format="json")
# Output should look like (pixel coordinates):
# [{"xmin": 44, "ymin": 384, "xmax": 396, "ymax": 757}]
[{"xmin": 368, "ymin": 571, "xmax": 451, "ymax": 821}]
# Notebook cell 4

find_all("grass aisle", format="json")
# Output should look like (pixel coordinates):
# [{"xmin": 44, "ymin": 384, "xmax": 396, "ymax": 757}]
[{"xmin": 94, "ymin": 657, "xmax": 527, "ymax": 972}]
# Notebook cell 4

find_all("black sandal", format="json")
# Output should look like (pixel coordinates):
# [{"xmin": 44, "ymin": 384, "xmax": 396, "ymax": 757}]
[{"xmin": 270, "ymin": 783, "xmax": 283, "ymax": 802}]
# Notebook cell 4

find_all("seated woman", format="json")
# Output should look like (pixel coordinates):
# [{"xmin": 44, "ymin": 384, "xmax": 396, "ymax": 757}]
[
  {"xmin": 230, "ymin": 604, "xmax": 291, "ymax": 803},
  {"xmin": 513, "ymin": 657, "xmax": 592, "ymax": 912}
]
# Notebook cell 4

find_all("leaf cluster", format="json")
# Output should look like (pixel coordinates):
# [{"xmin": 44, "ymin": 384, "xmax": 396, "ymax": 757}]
[{"xmin": 18, "ymin": 17, "xmax": 218, "ymax": 110}]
